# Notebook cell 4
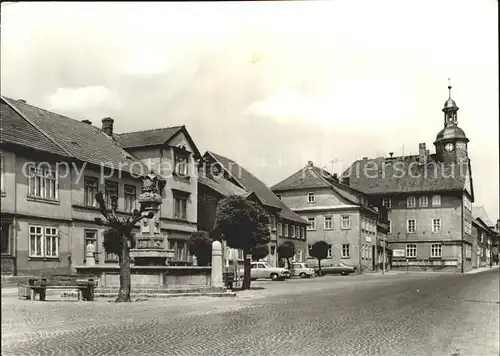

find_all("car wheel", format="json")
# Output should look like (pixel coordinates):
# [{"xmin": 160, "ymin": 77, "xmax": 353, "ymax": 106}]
[
  {"xmin": 270, "ymin": 273, "xmax": 279, "ymax": 281},
  {"xmin": 341, "ymin": 271, "xmax": 348, "ymax": 276},
  {"xmin": 299, "ymin": 272, "xmax": 306, "ymax": 278}
]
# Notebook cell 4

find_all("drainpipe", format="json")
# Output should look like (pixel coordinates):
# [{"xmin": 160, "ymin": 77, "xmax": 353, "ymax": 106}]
[
  {"xmin": 461, "ymin": 196, "xmax": 464, "ymax": 273},
  {"xmin": 358, "ymin": 212, "xmax": 362, "ymax": 274}
]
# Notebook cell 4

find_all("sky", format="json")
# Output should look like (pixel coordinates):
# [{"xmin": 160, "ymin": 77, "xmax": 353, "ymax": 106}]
[{"xmin": 1, "ymin": 0, "xmax": 499, "ymax": 222}]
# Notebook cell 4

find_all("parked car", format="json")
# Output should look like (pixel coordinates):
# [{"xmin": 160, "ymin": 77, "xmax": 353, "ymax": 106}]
[
  {"xmin": 315, "ymin": 262, "xmax": 357, "ymax": 276},
  {"xmin": 238, "ymin": 262, "xmax": 290, "ymax": 281},
  {"xmin": 290, "ymin": 262, "xmax": 315, "ymax": 278}
]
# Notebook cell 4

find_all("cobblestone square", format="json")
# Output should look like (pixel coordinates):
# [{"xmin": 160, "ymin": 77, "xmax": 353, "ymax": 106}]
[{"xmin": 2, "ymin": 270, "xmax": 499, "ymax": 356}]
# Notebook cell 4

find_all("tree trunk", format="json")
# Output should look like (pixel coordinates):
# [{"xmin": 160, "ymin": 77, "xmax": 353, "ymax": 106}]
[
  {"xmin": 242, "ymin": 249, "xmax": 251, "ymax": 290},
  {"xmin": 116, "ymin": 235, "xmax": 132, "ymax": 302},
  {"xmin": 286, "ymin": 258, "xmax": 291, "ymax": 270},
  {"xmin": 317, "ymin": 258, "xmax": 322, "ymax": 277}
]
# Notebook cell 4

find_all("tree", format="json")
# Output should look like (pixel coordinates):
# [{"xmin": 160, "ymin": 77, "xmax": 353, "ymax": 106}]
[
  {"xmin": 188, "ymin": 231, "xmax": 213, "ymax": 266},
  {"xmin": 277, "ymin": 241, "xmax": 296, "ymax": 270},
  {"xmin": 252, "ymin": 244, "xmax": 269, "ymax": 261},
  {"xmin": 214, "ymin": 195, "xmax": 270, "ymax": 290},
  {"xmin": 310, "ymin": 241, "xmax": 329, "ymax": 276},
  {"xmin": 94, "ymin": 192, "xmax": 153, "ymax": 302}
]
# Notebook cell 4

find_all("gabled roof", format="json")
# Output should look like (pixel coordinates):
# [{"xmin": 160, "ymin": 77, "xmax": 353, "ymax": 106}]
[
  {"xmin": 115, "ymin": 126, "xmax": 202, "ymax": 159},
  {"xmin": 1, "ymin": 99, "xmax": 68, "ymax": 157},
  {"xmin": 205, "ymin": 151, "xmax": 307, "ymax": 225},
  {"xmin": 1, "ymin": 96, "xmax": 147, "ymax": 176},
  {"xmin": 272, "ymin": 163, "xmax": 377, "ymax": 214},
  {"xmin": 342, "ymin": 155, "xmax": 471, "ymax": 197},
  {"xmin": 198, "ymin": 175, "xmax": 248, "ymax": 197},
  {"xmin": 472, "ymin": 206, "xmax": 494, "ymax": 228},
  {"xmin": 271, "ymin": 165, "xmax": 331, "ymax": 191}
]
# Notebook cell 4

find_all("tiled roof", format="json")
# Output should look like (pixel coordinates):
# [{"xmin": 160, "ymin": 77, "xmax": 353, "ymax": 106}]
[
  {"xmin": 272, "ymin": 163, "xmax": 377, "ymax": 213},
  {"xmin": 1, "ymin": 99, "xmax": 68, "ymax": 156},
  {"xmin": 472, "ymin": 206, "xmax": 494, "ymax": 227},
  {"xmin": 271, "ymin": 165, "xmax": 331, "ymax": 191},
  {"xmin": 342, "ymin": 155, "xmax": 468, "ymax": 195},
  {"xmin": 1, "ymin": 97, "xmax": 148, "ymax": 176},
  {"xmin": 115, "ymin": 126, "xmax": 183, "ymax": 148},
  {"xmin": 206, "ymin": 151, "xmax": 307, "ymax": 225},
  {"xmin": 198, "ymin": 175, "xmax": 248, "ymax": 197}
]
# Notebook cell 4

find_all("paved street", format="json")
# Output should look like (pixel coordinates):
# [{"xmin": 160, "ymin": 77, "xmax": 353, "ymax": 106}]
[{"xmin": 2, "ymin": 269, "xmax": 499, "ymax": 356}]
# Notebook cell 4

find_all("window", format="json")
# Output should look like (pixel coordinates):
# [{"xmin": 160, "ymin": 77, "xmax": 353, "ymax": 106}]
[
  {"xmin": 174, "ymin": 152, "xmax": 189, "ymax": 177},
  {"xmin": 382, "ymin": 197, "xmax": 391, "ymax": 208},
  {"xmin": 84, "ymin": 230, "xmax": 98, "ymax": 262},
  {"xmin": 0, "ymin": 155, "xmax": 5, "ymax": 194},
  {"xmin": 341, "ymin": 215, "xmax": 351, "ymax": 230},
  {"xmin": 341, "ymin": 244, "xmax": 350, "ymax": 258},
  {"xmin": 297, "ymin": 250, "xmax": 303, "ymax": 262},
  {"xmin": 431, "ymin": 195, "xmax": 441, "ymax": 207},
  {"xmin": 419, "ymin": 196, "xmax": 428, "ymax": 208},
  {"xmin": 27, "ymin": 164, "xmax": 58, "ymax": 200},
  {"xmin": 406, "ymin": 244, "xmax": 417, "ymax": 258},
  {"xmin": 327, "ymin": 244, "xmax": 332, "ymax": 258},
  {"xmin": 480, "ymin": 233, "xmax": 484, "ymax": 243},
  {"xmin": 174, "ymin": 196, "xmax": 188, "ymax": 220},
  {"xmin": 276, "ymin": 194, "xmax": 282, "ymax": 200},
  {"xmin": 307, "ymin": 217, "xmax": 316, "ymax": 231},
  {"xmin": 324, "ymin": 216, "xmax": 333, "ymax": 230},
  {"xmin": 430, "ymin": 244, "xmax": 442, "ymax": 258},
  {"xmin": 84, "ymin": 177, "xmax": 98, "ymax": 207},
  {"xmin": 284, "ymin": 224, "xmax": 289, "ymax": 237},
  {"xmin": 307, "ymin": 192, "xmax": 315, "ymax": 203},
  {"xmin": 388, "ymin": 220, "xmax": 392, "ymax": 234},
  {"xmin": 464, "ymin": 220, "xmax": 472, "ymax": 235},
  {"xmin": 1, "ymin": 222, "xmax": 11, "ymax": 255},
  {"xmin": 291, "ymin": 225, "xmax": 296, "ymax": 238},
  {"xmin": 29, "ymin": 225, "xmax": 58, "ymax": 258},
  {"xmin": 278, "ymin": 223, "xmax": 283, "ymax": 236},
  {"xmin": 105, "ymin": 181, "xmax": 118, "ymax": 209},
  {"xmin": 237, "ymin": 249, "xmax": 244, "ymax": 261},
  {"xmin": 407, "ymin": 196, "xmax": 416, "ymax": 208},
  {"xmin": 271, "ymin": 216, "xmax": 276, "ymax": 231},
  {"xmin": 407, "ymin": 219, "xmax": 416, "ymax": 233},
  {"xmin": 465, "ymin": 245, "xmax": 472, "ymax": 259},
  {"xmin": 124, "ymin": 185, "xmax": 137, "ymax": 212},
  {"xmin": 432, "ymin": 219, "xmax": 441, "ymax": 233},
  {"xmin": 463, "ymin": 195, "xmax": 472, "ymax": 212}
]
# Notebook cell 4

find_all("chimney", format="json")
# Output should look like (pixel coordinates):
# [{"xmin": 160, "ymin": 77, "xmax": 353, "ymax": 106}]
[
  {"xmin": 418, "ymin": 143, "xmax": 426, "ymax": 165},
  {"xmin": 81, "ymin": 119, "xmax": 92, "ymax": 125},
  {"xmin": 389, "ymin": 152, "xmax": 394, "ymax": 158},
  {"xmin": 17, "ymin": 99, "xmax": 26, "ymax": 104},
  {"xmin": 332, "ymin": 173, "xmax": 338, "ymax": 182},
  {"xmin": 307, "ymin": 161, "xmax": 314, "ymax": 167},
  {"xmin": 101, "ymin": 117, "xmax": 114, "ymax": 136}
]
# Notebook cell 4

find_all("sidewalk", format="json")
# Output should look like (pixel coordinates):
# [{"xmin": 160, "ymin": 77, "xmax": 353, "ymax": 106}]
[{"xmin": 465, "ymin": 265, "xmax": 499, "ymax": 274}]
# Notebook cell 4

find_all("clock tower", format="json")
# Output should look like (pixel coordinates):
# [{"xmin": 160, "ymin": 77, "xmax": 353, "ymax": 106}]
[{"xmin": 434, "ymin": 83, "xmax": 469, "ymax": 164}]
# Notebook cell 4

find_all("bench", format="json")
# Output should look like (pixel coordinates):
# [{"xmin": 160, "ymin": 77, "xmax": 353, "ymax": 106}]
[{"xmin": 18, "ymin": 274, "xmax": 98, "ymax": 302}]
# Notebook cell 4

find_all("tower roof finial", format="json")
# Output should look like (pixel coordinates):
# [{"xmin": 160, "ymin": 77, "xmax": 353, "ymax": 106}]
[{"xmin": 448, "ymin": 78, "xmax": 452, "ymax": 97}]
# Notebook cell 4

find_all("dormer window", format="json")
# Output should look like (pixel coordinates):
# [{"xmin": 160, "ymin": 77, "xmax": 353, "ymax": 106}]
[{"xmin": 173, "ymin": 146, "xmax": 190, "ymax": 177}]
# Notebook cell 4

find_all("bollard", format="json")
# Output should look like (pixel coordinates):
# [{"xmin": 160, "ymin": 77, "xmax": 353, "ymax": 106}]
[{"xmin": 211, "ymin": 241, "xmax": 223, "ymax": 288}]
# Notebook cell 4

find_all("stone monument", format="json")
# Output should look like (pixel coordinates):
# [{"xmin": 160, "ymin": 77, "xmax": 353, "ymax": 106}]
[
  {"xmin": 85, "ymin": 242, "xmax": 96, "ymax": 266},
  {"xmin": 130, "ymin": 171, "xmax": 174, "ymax": 266}
]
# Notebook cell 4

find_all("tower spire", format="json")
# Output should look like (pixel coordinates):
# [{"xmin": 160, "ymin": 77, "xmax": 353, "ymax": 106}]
[{"xmin": 442, "ymin": 79, "xmax": 458, "ymax": 126}]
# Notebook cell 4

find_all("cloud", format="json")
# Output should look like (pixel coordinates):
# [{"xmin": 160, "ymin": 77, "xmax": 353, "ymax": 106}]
[
  {"xmin": 120, "ymin": 51, "xmax": 170, "ymax": 77},
  {"xmin": 46, "ymin": 86, "xmax": 122, "ymax": 116},
  {"xmin": 246, "ymin": 79, "xmax": 418, "ymax": 129}
]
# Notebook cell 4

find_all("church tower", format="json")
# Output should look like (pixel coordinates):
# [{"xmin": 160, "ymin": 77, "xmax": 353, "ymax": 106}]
[{"xmin": 434, "ymin": 82, "xmax": 469, "ymax": 164}]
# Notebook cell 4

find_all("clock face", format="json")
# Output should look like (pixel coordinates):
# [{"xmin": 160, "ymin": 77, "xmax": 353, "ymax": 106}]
[{"xmin": 445, "ymin": 143, "xmax": 454, "ymax": 152}]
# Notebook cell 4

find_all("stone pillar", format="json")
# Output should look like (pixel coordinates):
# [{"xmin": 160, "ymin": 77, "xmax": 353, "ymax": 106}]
[
  {"xmin": 211, "ymin": 241, "xmax": 223, "ymax": 288},
  {"xmin": 85, "ymin": 243, "xmax": 96, "ymax": 266}
]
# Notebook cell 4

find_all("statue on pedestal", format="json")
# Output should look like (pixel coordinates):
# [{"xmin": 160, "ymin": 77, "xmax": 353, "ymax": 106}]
[{"xmin": 141, "ymin": 171, "xmax": 166, "ymax": 199}]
